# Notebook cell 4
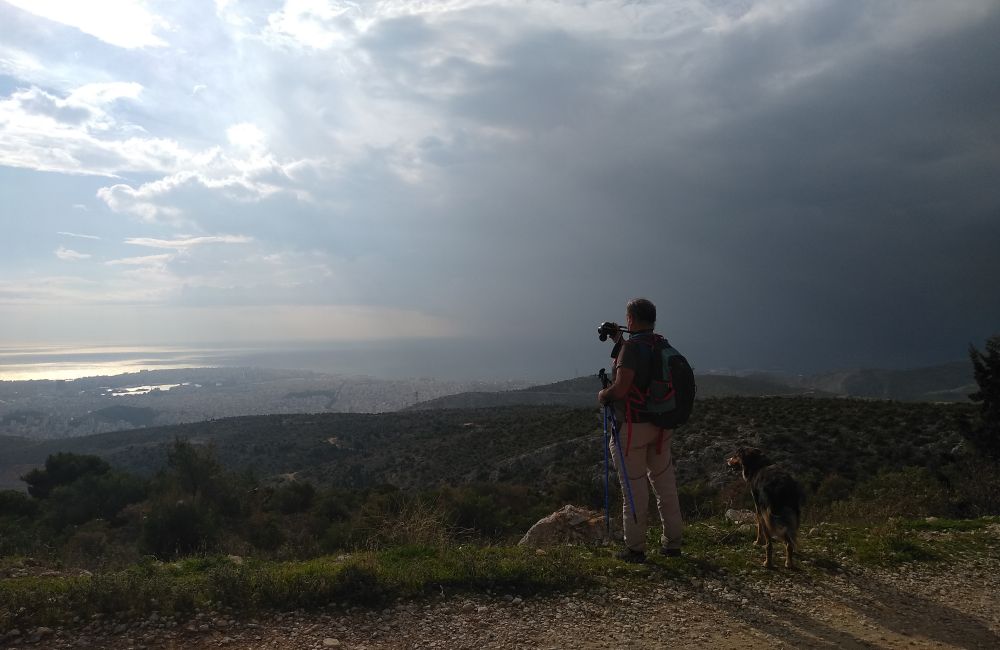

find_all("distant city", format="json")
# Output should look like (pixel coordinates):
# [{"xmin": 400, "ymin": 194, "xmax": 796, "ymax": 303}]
[{"xmin": 0, "ymin": 367, "xmax": 530, "ymax": 440}]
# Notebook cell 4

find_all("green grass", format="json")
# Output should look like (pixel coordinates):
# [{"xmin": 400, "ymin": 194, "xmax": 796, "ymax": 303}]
[{"xmin": 2, "ymin": 516, "xmax": 997, "ymax": 634}]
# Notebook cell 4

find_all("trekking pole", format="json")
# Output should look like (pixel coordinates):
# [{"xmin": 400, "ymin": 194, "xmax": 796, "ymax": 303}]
[
  {"xmin": 599, "ymin": 369, "xmax": 638, "ymax": 524},
  {"xmin": 606, "ymin": 406, "xmax": 638, "ymax": 523},
  {"xmin": 602, "ymin": 395, "xmax": 611, "ymax": 534}
]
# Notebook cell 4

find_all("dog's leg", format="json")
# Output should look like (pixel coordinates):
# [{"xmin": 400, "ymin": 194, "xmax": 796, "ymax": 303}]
[
  {"xmin": 750, "ymin": 490, "xmax": 766, "ymax": 546},
  {"xmin": 784, "ymin": 538, "xmax": 793, "ymax": 569},
  {"xmin": 763, "ymin": 538, "xmax": 774, "ymax": 569}
]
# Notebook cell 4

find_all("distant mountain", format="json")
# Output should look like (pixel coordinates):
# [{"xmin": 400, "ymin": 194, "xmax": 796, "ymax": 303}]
[
  {"xmin": 406, "ymin": 361, "xmax": 973, "ymax": 410},
  {"xmin": 786, "ymin": 361, "xmax": 975, "ymax": 402},
  {"xmin": 405, "ymin": 373, "xmax": 827, "ymax": 410}
]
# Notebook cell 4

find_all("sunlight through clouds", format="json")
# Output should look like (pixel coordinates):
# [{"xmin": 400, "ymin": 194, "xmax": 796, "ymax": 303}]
[{"xmin": 3, "ymin": 0, "xmax": 170, "ymax": 49}]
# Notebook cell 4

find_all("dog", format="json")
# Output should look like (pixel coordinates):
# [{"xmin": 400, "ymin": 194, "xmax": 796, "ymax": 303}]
[{"xmin": 726, "ymin": 447, "xmax": 802, "ymax": 569}]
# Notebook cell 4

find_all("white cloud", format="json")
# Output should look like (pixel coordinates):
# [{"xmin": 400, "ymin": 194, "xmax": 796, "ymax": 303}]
[
  {"xmin": 105, "ymin": 253, "xmax": 172, "ymax": 267},
  {"xmin": 0, "ymin": 84, "xmax": 204, "ymax": 177},
  {"xmin": 97, "ymin": 183, "xmax": 186, "ymax": 222},
  {"xmin": 226, "ymin": 122, "xmax": 266, "ymax": 152},
  {"xmin": 57, "ymin": 231, "xmax": 101, "ymax": 240},
  {"xmin": 4, "ymin": 0, "xmax": 169, "ymax": 49},
  {"xmin": 124, "ymin": 235, "xmax": 253, "ymax": 250},
  {"xmin": 264, "ymin": 0, "xmax": 362, "ymax": 50},
  {"xmin": 54, "ymin": 247, "xmax": 91, "ymax": 261}
]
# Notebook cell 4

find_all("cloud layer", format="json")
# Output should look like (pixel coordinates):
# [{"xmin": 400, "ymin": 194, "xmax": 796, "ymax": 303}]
[{"xmin": 1, "ymin": 0, "xmax": 998, "ymax": 376}]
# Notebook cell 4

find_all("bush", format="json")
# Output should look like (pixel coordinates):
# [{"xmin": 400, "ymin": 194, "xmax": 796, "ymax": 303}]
[
  {"xmin": 828, "ymin": 467, "xmax": 949, "ymax": 522},
  {"xmin": 941, "ymin": 458, "xmax": 1000, "ymax": 517},
  {"xmin": 266, "ymin": 481, "xmax": 316, "ymax": 515},
  {"xmin": 246, "ymin": 513, "xmax": 285, "ymax": 552},
  {"xmin": 0, "ymin": 489, "xmax": 38, "ymax": 518},
  {"xmin": 678, "ymin": 481, "xmax": 724, "ymax": 519},
  {"xmin": 142, "ymin": 500, "xmax": 220, "ymax": 559},
  {"xmin": 44, "ymin": 471, "xmax": 147, "ymax": 529},
  {"xmin": 22, "ymin": 453, "xmax": 111, "ymax": 499}
]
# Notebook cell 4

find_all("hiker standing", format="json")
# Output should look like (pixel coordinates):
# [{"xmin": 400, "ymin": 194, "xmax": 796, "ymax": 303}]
[{"xmin": 597, "ymin": 298, "xmax": 686, "ymax": 562}]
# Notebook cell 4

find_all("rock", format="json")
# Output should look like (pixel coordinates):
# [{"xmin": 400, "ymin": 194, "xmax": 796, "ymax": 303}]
[
  {"xmin": 323, "ymin": 639, "xmax": 341, "ymax": 647},
  {"xmin": 35, "ymin": 626, "xmax": 54, "ymax": 637},
  {"xmin": 519, "ymin": 505, "xmax": 618, "ymax": 547},
  {"xmin": 227, "ymin": 555, "xmax": 244, "ymax": 565},
  {"xmin": 725, "ymin": 509, "xmax": 756, "ymax": 525}
]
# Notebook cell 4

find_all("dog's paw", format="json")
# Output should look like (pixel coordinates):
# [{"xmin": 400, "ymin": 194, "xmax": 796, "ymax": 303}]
[
  {"xmin": 753, "ymin": 539, "xmax": 767, "ymax": 546},
  {"xmin": 763, "ymin": 560, "xmax": 774, "ymax": 569}
]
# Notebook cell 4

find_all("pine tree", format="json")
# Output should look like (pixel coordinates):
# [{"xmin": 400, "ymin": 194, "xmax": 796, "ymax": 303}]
[{"xmin": 967, "ymin": 334, "xmax": 1000, "ymax": 462}]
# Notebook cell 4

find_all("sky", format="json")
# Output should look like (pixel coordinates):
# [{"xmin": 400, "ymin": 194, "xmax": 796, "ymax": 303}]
[{"xmin": 1, "ymin": 0, "xmax": 999, "ymax": 380}]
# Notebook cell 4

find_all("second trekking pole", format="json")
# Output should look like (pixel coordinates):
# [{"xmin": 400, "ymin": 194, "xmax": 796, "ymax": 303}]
[{"xmin": 599, "ymin": 369, "xmax": 638, "ymax": 525}]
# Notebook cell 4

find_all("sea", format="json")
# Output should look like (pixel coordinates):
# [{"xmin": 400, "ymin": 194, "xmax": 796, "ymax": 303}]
[{"xmin": 0, "ymin": 339, "xmax": 590, "ymax": 383}]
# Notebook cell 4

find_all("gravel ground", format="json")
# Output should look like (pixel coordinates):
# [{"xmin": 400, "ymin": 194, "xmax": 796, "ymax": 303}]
[{"xmin": 3, "ymin": 552, "xmax": 998, "ymax": 650}]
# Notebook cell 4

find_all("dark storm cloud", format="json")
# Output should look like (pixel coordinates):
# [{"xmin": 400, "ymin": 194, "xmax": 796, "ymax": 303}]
[{"xmin": 347, "ymin": 1, "xmax": 1000, "ymax": 372}]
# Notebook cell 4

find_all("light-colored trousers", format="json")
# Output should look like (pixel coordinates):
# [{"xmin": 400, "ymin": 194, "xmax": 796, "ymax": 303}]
[{"xmin": 610, "ymin": 420, "xmax": 683, "ymax": 552}]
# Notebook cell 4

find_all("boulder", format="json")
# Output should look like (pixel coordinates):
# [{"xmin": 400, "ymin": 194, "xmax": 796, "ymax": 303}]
[
  {"xmin": 518, "ymin": 505, "xmax": 618, "ymax": 547},
  {"xmin": 725, "ymin": 508, "xmax": 756, "ymax": 525}
]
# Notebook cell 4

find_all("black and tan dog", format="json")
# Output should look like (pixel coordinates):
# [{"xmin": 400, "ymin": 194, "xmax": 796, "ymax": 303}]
[{"xmin": 726, "ymin": 447, "xmax": 802, "ymax": 569}]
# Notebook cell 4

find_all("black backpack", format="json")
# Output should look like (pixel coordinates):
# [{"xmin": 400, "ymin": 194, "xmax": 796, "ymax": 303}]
[{"xmin": 627, "ymin": 334, "xmax": 696, "ymax": 429}]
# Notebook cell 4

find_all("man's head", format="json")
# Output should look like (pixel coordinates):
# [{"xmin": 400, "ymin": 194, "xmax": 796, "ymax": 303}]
[{"xmin": 626, "ymin": 297, "xmax": 656, "ymax": 331}]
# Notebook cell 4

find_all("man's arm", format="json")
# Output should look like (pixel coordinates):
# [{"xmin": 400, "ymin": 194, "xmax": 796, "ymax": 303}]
[
  {"xmin": 598, "ymin": 366, "xmax": 635, "ymax": 404},
  {"xmin": 598, "ymin": 341, "xmax": 635, "ymax": 404}
]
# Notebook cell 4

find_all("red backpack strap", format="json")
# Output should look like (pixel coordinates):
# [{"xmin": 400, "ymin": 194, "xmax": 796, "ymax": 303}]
[{"xmin": 624, "ymin": 401, "xmax": 633, "ymax": 456}]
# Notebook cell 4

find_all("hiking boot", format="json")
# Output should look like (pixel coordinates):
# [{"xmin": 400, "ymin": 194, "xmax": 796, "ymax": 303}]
[
  {"xmin": 615, "ymin": 549, "xmax": 646, "ymax": 564},
  {"xmin": 660, "ymin": 547, "xmax": 682, "ymax": 558}
]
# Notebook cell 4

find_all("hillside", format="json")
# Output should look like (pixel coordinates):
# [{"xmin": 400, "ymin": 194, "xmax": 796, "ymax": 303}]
[
  {"xmin": 405, "ymin": 361, "xmax": 972, "ymax": 411},
  {"xmin": 788, "ymin": 361, "xmax": 975, "ymax": 401},
  {"xmin": 405, "ymin": 373, "xmax": 824, "ymax": 410},
  {"xmin": 0, "ymin": 397, "xmax": 975, "ymax": 495}
]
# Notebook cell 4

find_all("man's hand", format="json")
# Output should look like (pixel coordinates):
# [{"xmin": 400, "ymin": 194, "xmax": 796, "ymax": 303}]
[{"xmin": 599, "ymin": 366, "xmax": 635, "ymax": 405}]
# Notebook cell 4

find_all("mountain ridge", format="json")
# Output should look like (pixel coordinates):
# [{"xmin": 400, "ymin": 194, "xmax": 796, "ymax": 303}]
[{"xmin": 405, "ymin": 361, "xmax": 972, "ymax": 410}]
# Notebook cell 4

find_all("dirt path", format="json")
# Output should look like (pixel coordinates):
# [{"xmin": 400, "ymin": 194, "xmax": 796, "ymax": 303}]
[{"xmin": 5, "ymin": 554, "xmax": 997, "ymax": 650}]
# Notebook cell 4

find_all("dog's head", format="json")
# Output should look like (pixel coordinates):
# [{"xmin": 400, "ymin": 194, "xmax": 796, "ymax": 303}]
[{"xmin": 726, "ymin": 446, "xmax": 768, "ymax": 478}]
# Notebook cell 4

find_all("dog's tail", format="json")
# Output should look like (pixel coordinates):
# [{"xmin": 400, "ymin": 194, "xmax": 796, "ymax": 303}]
[{"xmin": 764, "ymin": 506, "xmax": 799, "ymax": 550}]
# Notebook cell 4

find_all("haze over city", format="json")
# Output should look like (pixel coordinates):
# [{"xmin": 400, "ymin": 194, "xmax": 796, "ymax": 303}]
[{"xmin": 2, "ymin": 0, "xmax": 998, "ymax": 381}]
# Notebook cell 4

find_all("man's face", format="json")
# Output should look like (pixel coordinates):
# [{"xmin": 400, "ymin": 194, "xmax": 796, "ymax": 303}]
[{"xmin": 625, "ymin": 310, "xmax": 635, "ymax": 331}]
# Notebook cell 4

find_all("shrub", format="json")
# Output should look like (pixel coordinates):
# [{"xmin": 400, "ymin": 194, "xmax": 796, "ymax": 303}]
[
  {"xmin": 267, "ymin": 481, "xmax": 316, "ymax": 515},
  {"xmin": 829, "ymin": 467, "xmax": 948, "ymax": 522},
  {"xmin": 44, "ymin": 471, "xmax": 147, "ymax": 529},
  {"xmin": 142, "ymin": 499, "xmax": 220, "ymax": 558},
  {"xmin": 0, "ymin": 489, "xmax": 38, "ymax": 518},
  {"xmin": 246, "ymin": 513, "xmax": 285, "ymax": 552},
  {"xmin": 21, "ymin": 453, "xmax": 111, "ymax": 499}
]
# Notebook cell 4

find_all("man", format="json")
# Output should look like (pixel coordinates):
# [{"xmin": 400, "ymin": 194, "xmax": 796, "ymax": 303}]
[{"xmin": 597, "ymin": 297, "xmax": 684, "ymax": 563}]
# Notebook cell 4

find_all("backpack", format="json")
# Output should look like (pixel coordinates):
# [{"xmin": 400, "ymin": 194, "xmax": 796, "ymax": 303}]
[{"xmin": 626, "ymin": 333, "xmax": 696, "ymax": 429}]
